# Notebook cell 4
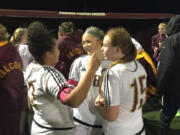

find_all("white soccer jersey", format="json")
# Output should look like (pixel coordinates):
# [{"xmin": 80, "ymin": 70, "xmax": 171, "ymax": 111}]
[
  {"xmin": 102, "ymin": 60, "xmax": 147, "ymax": 135},
  {"xmin": 68, "ymin": 54, "xmax": 111, "ymax": 126},
  {"xmin": 18, "ymin": 44, "xmax": 34, "ymax": 71},
  {"xmin": 25, "ymin": 62, "xmax": 74, "ymax": 135}
]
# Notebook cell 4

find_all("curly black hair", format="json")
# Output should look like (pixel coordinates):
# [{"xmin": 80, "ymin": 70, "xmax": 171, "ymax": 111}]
[{"xmin": 27, "ymin": 21, "xmax": 55, "ymax": 64}]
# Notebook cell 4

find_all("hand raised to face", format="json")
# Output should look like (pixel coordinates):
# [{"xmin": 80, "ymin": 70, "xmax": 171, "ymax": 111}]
[{"xmin": 92, "ymin": 45, "xmax": 105, "ymax": 61}]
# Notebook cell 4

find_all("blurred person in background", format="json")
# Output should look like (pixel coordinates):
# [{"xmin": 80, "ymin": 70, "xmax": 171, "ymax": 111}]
[
  {"xmin": 151, "ymin": 23, "xmax": 168, "ymax": 67},
  {"xmin": 0, "ymin": 23, "xmax": 24, "ymax": 135},
  {"xmin": 10, "ymin": 27, "xmax": 34, "ymax": 135},
  {"xmin": 55, "ymin": 21, "xmax": 85, "ymax": 79},
  {"xmin": 156, "ymin": 15, "xmax": 180, "ymax": 135}
]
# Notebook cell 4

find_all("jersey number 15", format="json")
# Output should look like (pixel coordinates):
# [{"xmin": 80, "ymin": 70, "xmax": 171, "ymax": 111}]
[{"xmin": 130, "ymin": 75, "xmax": 146, "ymax": 112}]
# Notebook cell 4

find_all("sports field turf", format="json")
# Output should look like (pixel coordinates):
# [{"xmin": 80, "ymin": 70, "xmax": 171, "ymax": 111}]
[{"xmin": 143, "ymin": 102, "xmax": 180, "ymax": 135}]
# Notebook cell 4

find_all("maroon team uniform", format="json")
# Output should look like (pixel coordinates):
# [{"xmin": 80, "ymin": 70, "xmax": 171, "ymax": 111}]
[
  {"xmin": 0, "ymin": 41, "xmax": 24, "ymax": 135},
  {"xmin": 55, "ymin": 29, "xmax": 85, "ymax": 79},
  {"xmin": 151, "ymin": 33, "xmax": 166, "ymax": 66}
]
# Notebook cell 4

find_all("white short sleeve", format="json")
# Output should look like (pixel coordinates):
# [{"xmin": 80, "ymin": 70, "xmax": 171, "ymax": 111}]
[
  {"xmin": 43, "ymin": 67, "xmax": 67, "ymax": 98},
  {"xmin": 68, "ymin": 57, "xmax": 81, "ymax": 83}
]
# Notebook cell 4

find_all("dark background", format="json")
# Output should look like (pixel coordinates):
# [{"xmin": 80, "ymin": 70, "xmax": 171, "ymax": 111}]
[
  {"xmin": 0, "ymin": 0, "xmax": 178, "ymax": 56},
  {"xmin": 0, "ymin": 0, "xmax": 180, "ymax": 13}
]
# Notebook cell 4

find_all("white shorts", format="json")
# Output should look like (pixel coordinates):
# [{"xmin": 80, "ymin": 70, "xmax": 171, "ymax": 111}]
[
  {"xmin": 31, "ymin": 121, "xmax": 75, "ymax": 135},
  {"xmin": 75, "ymin": 123, "xmax": 103, "ymax": 135}
]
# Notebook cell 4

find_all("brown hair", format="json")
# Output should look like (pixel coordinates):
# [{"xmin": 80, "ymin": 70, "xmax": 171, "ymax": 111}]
[
  {"xmin": 84, "ymin": 26, "xmax": 104, "ymax": 40},
  {"xmin": 106, "ymin": 27, "xmax": 137, "ymax": 62},
  {"xmin": 58, "ymin": 21, "xmax": 75, "ymax": 36},
  {"xmin": 0, "ymin": 24, "xmax": 10, "ymax": 42}
]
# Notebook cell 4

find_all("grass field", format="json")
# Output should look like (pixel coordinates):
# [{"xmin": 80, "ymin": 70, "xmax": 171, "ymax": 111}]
[{"xmin": 143, "ymin": 102, "xmax": 180, "ymax": 135}]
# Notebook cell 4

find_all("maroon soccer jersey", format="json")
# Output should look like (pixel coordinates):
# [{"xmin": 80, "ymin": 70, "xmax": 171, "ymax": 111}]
[
  {"xmin": 55, "ymin": 29, "xmax": 85, "ymax": 79},
  {"xmin": 151, "ymin": 33, "xmax": 167, "ymax": 65},
  {"xmin": 0, "ymin": 41, "xmax": 24, "ymax": 135}
]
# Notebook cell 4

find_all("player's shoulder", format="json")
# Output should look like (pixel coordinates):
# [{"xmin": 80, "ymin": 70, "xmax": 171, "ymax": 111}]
[
  {"xmin": 43, "ymin": 65, "xmax": 62, "ymax": 75},
  {"xmin": 25, "ymin": 62, "xmax": 44, "ymax": 81},
  {"xmin": 43, "ymin": 65, "xmax": 67, "ymax": 82},
  {"xmin": 106, "ymin": 63, "xmax": 124, "ymax": 77},
  {"xmin": 78, "ymin": 54, "xmax": 89, "ymax": 60},
  {"xmin": 72, "ymin": 54, "xmax": 89, "ymax": 64},
  {"xmin": 26, "ymin": 63, "xmax": 62, "ymax": 79},
  {"xmin": 109, "ymin": 60, "xmax": 142, "ymax": 73},
  {"xmin": 135, "ymin": 60, "xmax": 147, "ymax": 77},
  {"xmin": 135, "ymin": 60, "xmax": 146, "ymax": 70}
]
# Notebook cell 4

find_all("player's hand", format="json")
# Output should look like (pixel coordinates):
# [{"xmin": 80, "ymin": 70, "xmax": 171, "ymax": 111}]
[
  {"xmin": 154, "ymin": 47, "xmax": 158, "ymax": 53},
  {"xmin": 93, "ymin": 45, "xmax": 104, "ymax": 61},
  {"xmin": 87, "ymin": 53, "xmax": 101, "ymax": 73},
  {"xmin": 95, "ymin": 95, "xmax": 105, "ymax": 107}
]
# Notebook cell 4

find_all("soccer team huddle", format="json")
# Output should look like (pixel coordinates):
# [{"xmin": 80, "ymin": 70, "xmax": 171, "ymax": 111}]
[{"xmin": 1, "ymin": 15, "xmax": 179, "ymax": 135}]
